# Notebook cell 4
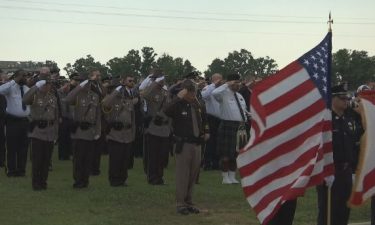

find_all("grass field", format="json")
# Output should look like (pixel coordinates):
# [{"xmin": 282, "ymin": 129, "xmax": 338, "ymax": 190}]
[{"xmin": 0, "ymin": 152, "xmax": 371, "ymax": 225}]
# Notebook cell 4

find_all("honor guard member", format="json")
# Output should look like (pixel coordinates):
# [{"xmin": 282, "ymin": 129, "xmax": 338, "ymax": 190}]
[
  {"xmin": 212, "ymin": 73, "xmax": 248, "ymax": 184},
  {"xmin": 64, "ymin": 75, "xmax": 101, "ymax": 189},
  {"xmin": 88, "ymin": 69, "xmax": 106, "ymax": 176},
  {"xmin": 142, "ymin": 75, "xmax": 171, "ymax": 185},
  {"xmin": 317, "ymin": 84, "xmax": 357, "ymax": 225},
  {"xmin": 0, "ymin": 70, "xmax": 8, "ymax": 168},
  {"xmin": 201, "ymin": 73, "xmax": 223, "ymax": 170},
  {"xmin": 23, "ymin": 76, "xmax": 58, "ymax": 190},
  {"xmin": 102, "ymin": 76, "xmax": 137, "ymax": 187},
  {"xmin": 164, "ymin": 80, "xmax": 209, "ymax": 215},
  {"xmin": 0, "ymin": 69, "xmax": 30, "ymax": 177},
  {"xmin": 57, "ymin": 73, "xmax": 81, "ymax": 160}
]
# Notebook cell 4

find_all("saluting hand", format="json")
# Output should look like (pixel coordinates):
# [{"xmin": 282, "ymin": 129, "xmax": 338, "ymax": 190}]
[
  {"xmin": 177, "ymin": 88, "xmax": 188, "ymax": 99},
  {"xmin": 35, "ymin": 80, "xmax": 46, "ymax": 89}
]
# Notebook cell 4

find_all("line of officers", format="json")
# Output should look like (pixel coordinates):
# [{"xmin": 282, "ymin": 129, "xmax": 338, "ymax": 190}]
[{"xmin": 0, "ymin": 67, "xmax": 211, "ymax": 215}]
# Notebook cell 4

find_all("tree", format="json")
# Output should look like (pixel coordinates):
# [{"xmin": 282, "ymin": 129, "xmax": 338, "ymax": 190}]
[
  {"xmin": 182, "ymin": 60, "xmax": 196, "ymax": 76},
  {"xmin": 140, "ymin": 47, "xmax": 157, "ymax": 77},
  {"xmin": 204, "ymin": 58, "xmax": 227, "ymax": 78},
  {"xmin": 332, "ymin": 49, "xmax": 375, "ymax": 90},
  {"xmin": 107, "ymin": 50, "xmax": 142, "ymax": 77},
  {"xmin": 155, "ymin": 54, "xmax": 199, "ymax": 83},
  {"xmin": 205, "ymin": 49, "xmax": 278, "ymax": 79},
  {"xmin": 64, "ymin": 55, "xmax": 108, "ymax": 76}
]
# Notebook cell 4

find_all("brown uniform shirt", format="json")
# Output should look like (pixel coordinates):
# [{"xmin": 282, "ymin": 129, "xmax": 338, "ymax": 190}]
[
  {"xmin": 64, "ymin": 84, "xmax": 101, "ymax": 141},
  {"xmin": 142, "ymin": 82, "xmax": 171, "ymax": 138},
  {"xmin": 23, "ymin": 86, "xmax": 58, "ymax": 142},
  {"xmin": 102, "ymin": 88, "xmax": 136, "ymax": 144},
  {"xmin": 164, "ymin": 97, "xmax": 209, "ymax": 138}
]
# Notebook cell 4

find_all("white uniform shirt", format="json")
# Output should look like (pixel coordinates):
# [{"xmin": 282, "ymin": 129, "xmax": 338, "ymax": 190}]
[
  {"xmin": 201, "ymin": 83, "xmax": 221, "ymax": 118},
  {"xmin": 0, "ymin": 80, "xmax": 30, "ymax": 117},
  {"xmin": 212, "ymin": 83, "xmax": 247, "ymax": 122}
]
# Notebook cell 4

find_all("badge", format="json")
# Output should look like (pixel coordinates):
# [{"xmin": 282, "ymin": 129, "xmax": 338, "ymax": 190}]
[{"xmin": 182, "ymin": 111, "xmax": 188, "ymax": 116}]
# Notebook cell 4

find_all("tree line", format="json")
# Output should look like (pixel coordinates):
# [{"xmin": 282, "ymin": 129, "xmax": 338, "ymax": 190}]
[{"xmin": 26, "ymin": 47, "xmax": 375, "ymax": 90}]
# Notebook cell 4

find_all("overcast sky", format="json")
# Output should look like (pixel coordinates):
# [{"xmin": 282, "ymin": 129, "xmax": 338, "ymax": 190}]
[{"xmin": 1, "ymin": 0, "xmax": 374, "ymax": 75}]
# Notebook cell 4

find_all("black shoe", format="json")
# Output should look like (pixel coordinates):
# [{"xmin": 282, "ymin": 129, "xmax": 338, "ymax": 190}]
[
  {"xmin": 91, "ymin": 171, "xmax": 100, "ymax": 176},
  {"xmin": 176, "ymin": 207, "xmax": 190, "ymax": 215},
  {"xmin": 73, "ymin": 182, "xmax": 87, "ymax": 189},
  {"xmin": 187, "ymin": 206, "xmax": 200, "ymax": 214},
  {"xmin": 33, "ymin": 185, "xmax": 43, "ymax": 191},
  {"xmin": 110, "ymin": 182, "xmax": 127, "ymax": 187},
  {"xmin": 15, "ymin": 171, "xmax": 25, "ymax": 177}
]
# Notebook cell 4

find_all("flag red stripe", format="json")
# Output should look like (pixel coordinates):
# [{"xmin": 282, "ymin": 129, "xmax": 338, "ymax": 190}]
[
  {"xmin": 262, "ymin": 100, "xmax": 328, "ymax": 141},
  {"xmin": 253, "ymin": 162, "xmax": 317, "ymax": 213},
  {"xmin": 361, "ymin": 169, "xmax": 375, "ymax": 194},
  {"xmin": 252, "ymin": 100, "xmax": 327, "ymax": 147},
  {"xmin": 253, "ymin": 61, "xmax": 302, "ymax": 96},
  {"xmin": 240, "ymin": 121, "xmax": 325, "ymax": 178},
  {"xmin": 242, "ymin": 145, "xmax": 322, "ymax": 197},
  {"xmin": 263, "ymin": 79, "xmax": 316, "ymax": 115}
]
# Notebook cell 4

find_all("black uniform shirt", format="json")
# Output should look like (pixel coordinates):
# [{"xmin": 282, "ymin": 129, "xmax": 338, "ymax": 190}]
[{"xmin": 332, "ymin": 111, "xmax": 356, "ymax": 166}]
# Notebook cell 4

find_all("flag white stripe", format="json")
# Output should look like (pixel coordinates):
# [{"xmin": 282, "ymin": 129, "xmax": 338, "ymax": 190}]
[
  {"xmin": 256, "ymin": 197, "xmax": 282, "ymax": 223},
  {"xmin": 258, "ymin": 68, "xmax": 309, "ymax": 105},
  {"xmin": 247, "ymin": 155, "xmax": 318, "ymax": 206},
  {"xmin": 237, "ymin": 110, "xmax": 326, "ymax": 168},
  {"xmin": 241, "ymin": 132, "xmax": 326, "ymax": 186},
  {"xmin": 266, "ymin": 89, "xmax": 321, "ymax": 128}
]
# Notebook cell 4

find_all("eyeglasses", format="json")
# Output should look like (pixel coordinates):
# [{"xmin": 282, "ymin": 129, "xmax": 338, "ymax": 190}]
[{"xmin": 337, "ymin": 96, "xmax": 350, "ymax": 101}]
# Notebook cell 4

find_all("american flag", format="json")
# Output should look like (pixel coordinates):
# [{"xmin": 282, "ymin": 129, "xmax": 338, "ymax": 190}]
[
  {"xmin": 349, "ymin": 91, "xmax": 375, "ymax": 206},
  {"xmin": 237, "ymin": 33, "xmax": 334, "ymax": 225}
]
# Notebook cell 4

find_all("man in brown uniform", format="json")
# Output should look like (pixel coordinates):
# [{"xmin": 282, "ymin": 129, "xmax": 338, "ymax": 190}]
[
  {"xmin": 164, "ymin": 80, "xmax": 209, "ymax": 215},
  {"xmin": 23, "ymin": 76, "xmax": 59, "ymax": 190},
  {"xmin": 64, "ymin": 75, "xmax": 101, "ymax": 189},
  {"xmin": 142, "ymin": 76, "xmax": 171, "ymax": 185},
  {"xmin": 102, "ymin": 76, "xmax": 137, "ymax": 187}
]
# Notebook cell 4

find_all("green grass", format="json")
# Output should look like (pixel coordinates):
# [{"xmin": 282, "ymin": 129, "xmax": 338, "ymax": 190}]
[{"xmin": 0, "ymin": 152, "xmax": 371, "ymax": 225}]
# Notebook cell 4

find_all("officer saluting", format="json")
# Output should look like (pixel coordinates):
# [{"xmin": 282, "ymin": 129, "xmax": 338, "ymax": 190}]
[
  {"xmin": 64, "ymin": 74, "xmax": 101, "ymax": 189},
  {"xmin": 317, "ymin": 84, "xmax": 357, "ymax": 225},
  {"xmin": 23, "ymin": 73, "xmax": 59, "ymax": 190},
  {"xmin": 164, "ymin": 80, "xmax": 209, "ymax": 215},
  {"xmin": 102, "ymin": 76, "xmax": 137, "ymax": 187}
]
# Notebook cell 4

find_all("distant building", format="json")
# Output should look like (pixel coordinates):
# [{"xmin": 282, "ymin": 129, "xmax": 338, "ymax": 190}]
[{"xmin": 0, "ymin": 61, "xmax": 57, "ymax": 73}]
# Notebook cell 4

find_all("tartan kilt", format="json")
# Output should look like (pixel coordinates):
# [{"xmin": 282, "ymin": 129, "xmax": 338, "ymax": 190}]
[{"xmin": 217, "ymin": 120, "xmax": 241, "ymax": 159}]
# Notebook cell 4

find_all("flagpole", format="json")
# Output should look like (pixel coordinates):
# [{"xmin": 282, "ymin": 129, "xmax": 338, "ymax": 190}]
[
  {"xmin": 327, "ymin": 12, "xmax": 333, "ymax": 225},
  {"xmin": 328, "ymin": 11, "xmax": 333, "ymax": 32}
]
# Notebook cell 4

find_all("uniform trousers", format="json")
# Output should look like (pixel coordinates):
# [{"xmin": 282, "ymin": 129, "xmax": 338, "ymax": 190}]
[
  {"xmin": 73, "ymin": 139, "xmax": 94, "ymax": 187},
  {"xmin": 266, "ymin": 199, "xmax": 297, "ymax": 225},
  {"xmin": 31, "ymin": 138, "xmax": 53, "ymax": 189},
  {"xmin": 175, "ymin": 143, "xmax": 201, "ymax": 208},
  {"xmin": 146, "ymin": 134, "xmax": 170, "ymax": 184},
  {"xmin": 108, "ymin": 140, "xmax": 131, "ymax": 186},
  {"xmin": 371, "ymin": 196, "xmax": 375, "ymax": 225},
  {"xmin": 58, "ymin": 118, "xmax": 72, "ymax": 160},
  {"xmin": 0, "ymin": 119, "xmax": 5, "ymax": 167},
  {"xmin": 91, "ymin": 134, "xmax": 105, "ymax": 175},
  {"xmin": 203, "ymin": 114, "xmax": 220, "ymax": 170},
  {"xmin": 5, "ymin": 115, "xmax": 29, "ymax": 176},
  {"xmin": 317, "ymin": 165, "xmax": 352, "ymax": 225}
]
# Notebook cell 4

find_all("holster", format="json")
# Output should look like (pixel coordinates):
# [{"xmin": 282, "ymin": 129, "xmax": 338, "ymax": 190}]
[
  {"xmin": 175, "ymin": 140, "xmax": 185, "ymax": 154},
  {"xmin": 29, "ymin": 121, "xmax": 37, "ymax": 132},
  {"xmin": 71, "ymin": 121, "xmax": 79, "ymax": 133}
]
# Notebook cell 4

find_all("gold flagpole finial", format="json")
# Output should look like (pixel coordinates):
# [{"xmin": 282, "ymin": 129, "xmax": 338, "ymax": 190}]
[{"xmin": 328, "ymin": 12, "xmax": 333, "ymax": 32}]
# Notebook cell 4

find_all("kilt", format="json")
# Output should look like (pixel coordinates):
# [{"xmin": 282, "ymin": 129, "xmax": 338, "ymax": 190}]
[{"xmin": 217, "ymin": 120, "xmax": 241, "ymax": 160}]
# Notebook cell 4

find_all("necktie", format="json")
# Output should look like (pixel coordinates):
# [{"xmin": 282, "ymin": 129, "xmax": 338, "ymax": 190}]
[
  {"xmin": 20, "ymin": 85, "xmax": 26, "ymax": 111},
  {"xmin": 191, "ymin": 106, "xmax": 199, "ymax": 137},
  {"xmin": 234, "ymin": 93, "xmax": 246, "ymax": 121}
]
